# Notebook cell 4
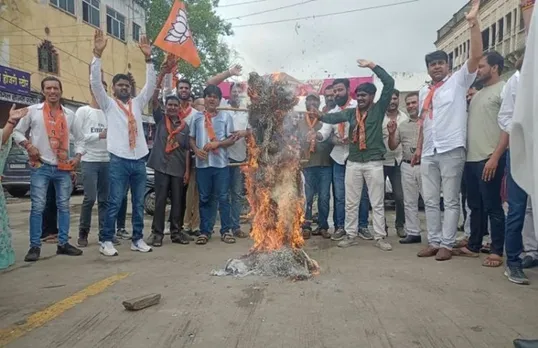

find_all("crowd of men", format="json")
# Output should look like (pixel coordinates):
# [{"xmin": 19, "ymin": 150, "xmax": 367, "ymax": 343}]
[{"xmin": 2, "ymin": 0, "xmax": 536, "ymax": 286}]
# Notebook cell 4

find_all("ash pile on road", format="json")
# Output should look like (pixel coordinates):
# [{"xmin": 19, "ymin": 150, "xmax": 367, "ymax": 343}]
[{"xmin": 210, "ymin": 247, "xmax": 319, "ymax": 280}]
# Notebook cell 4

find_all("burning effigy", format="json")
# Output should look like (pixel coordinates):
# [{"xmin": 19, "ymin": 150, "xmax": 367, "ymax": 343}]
[{"xmin": 211, "ymin": 72, "xmax": 319, "ymax": 280}]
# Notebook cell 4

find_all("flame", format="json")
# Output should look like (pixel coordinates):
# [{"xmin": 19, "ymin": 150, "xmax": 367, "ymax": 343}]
[{"xmin": 242, "ymin": 133, "xmax": 305, "ymax": 252}]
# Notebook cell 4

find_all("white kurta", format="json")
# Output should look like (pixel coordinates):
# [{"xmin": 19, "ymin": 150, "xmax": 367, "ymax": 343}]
[{"xmin": 511, "ymin": 7, "xmax": 538, "ymax": 241}]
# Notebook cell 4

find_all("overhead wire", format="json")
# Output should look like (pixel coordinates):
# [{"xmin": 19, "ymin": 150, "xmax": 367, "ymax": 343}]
[
  {"xmin": 224, "ymin": 0, "xmax": 318, "ymax": 20},
  {"xmin": 231, "ymin": 0, "xmax": 419, "ymax": 28},
  {"xmin": 218, "ymin": 0, "xmax": 269, "ymax": 7}
]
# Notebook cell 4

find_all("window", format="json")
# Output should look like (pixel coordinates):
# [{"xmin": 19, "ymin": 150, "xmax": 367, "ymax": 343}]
[
  {"xmin": 106, "ymin": 7, "xmax": 125, "ymax": 41},
  {"xmin": 38, "ymin": 40, "xmax": 59, "ymax": 74},
  {"xmin": 83, "ymin": 0, "xmax": 100, "ymax": 28},
  {"xmin": 50, "ymin": 0, "xmax": 75, "ymax": 15},
  {"xmin": 133, "ymin": 22, "xmax": 141, "ymax": 42}
]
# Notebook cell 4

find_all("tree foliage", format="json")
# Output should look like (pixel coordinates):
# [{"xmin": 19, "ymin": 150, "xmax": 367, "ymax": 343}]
[{"xmin": 146, "ymin": 0, "xmax": 233, "ymax": 86}]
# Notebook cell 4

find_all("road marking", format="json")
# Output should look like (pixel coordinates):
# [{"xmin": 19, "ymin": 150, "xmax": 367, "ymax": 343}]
[{"xmin": 0, "ymin": 272, "xmax": 129, "ymax": 347}]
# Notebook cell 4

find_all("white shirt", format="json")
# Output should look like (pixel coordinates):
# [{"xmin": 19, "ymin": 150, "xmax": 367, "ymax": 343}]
[
  {"xmin": 498, "ymin": 70, "xmax": 520, "ymax": 134},
  {"xmin": 318, "ymin": 99, "xmax": 358, "ymax": 165},
  {"xmin": 218, "ymin": 99, "xmax": 249, "ymax": 162},
  {"xmin": 13, "ymin": 103, "xmax": 84, "ymax": 165},
  {"xmin": 90, "ymin": 57, "xmax": 156, "ymax": 160},
  {"xmin": 419, "ymin": 61, "xmax": 477, "ymax": 157},
  {"xmin": 74, "ymin": 105, "xmax": 109, "ymax": 162},
  {"xmin": 382, "ymin": 110, "xmax": 408, "ymax": 166}
]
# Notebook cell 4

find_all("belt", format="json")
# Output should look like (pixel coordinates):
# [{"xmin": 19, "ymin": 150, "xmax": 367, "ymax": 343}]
[{"xmin": 402, "ymin": 159, "xmax": 420, "ymax": 165}]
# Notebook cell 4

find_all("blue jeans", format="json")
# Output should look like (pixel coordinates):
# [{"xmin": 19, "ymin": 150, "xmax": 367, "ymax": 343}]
[
  {"xmin": 197, "ymin": 167, "xmax": 232, "ymax": 236},
  {"xmin": 29, "ymin": 164, "xmax": 72, "ymax": 248},
  {"xmin": 304, "ymin": 166, "xmax": 332, "ymax": 230},
  {"xmin": 505, "ymin": 150, "xmax": 528, "ymax": 268},
  {"xmin": 102, "ymin": 154, "xmax": 146, "ymax": 242},
  {"xmin": 117, "ymin": 194, "xmax": 128, "ymax": 230},
  {"xmin": 333, "ymin": 162, "xmax": 369, "ymax": 229},
  {"xmin": 229, "ymin": 160, "xmax": 245, "ymax": 231}
]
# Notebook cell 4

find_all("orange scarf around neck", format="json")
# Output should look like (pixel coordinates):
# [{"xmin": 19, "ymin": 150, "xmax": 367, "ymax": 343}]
[
  {"xmin": 115, "ymin": 99, "xmax": 137, "ymax": 149},
  {"xmin": 352, "ymin": 108, "xmax": 368, "ymax": 150},
  {"xmin": 178, "ymin": 104, "xmax": 192, "ymax": 120},
  {"xmin": 165, "ymin": 116, "xmax": 186, "ymax": 153},
  {"xmin": 43, "ymin": 102, "xmax": 71, "ymax": 171},
  {"xmin": 420, "ymin": 80, "xmax": 445, "ymax": 125},
  {"xmin": 305, "ymin": 114, "xmax": 318, "ymax": 153},
  {"xmin": 337, "ymin": 97, "xmax": 352, "ymax": 138}
]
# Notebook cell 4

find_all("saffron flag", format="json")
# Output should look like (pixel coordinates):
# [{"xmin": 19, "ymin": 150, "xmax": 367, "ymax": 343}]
[{"xmin": 154, "ymin": 0, "xmax": 201, "ymax": 68}]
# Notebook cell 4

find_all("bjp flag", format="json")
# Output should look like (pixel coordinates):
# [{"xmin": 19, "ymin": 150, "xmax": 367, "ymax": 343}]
[{"xmin": 154, "ymin": 0, "xmax": 201, "ymax": 68}]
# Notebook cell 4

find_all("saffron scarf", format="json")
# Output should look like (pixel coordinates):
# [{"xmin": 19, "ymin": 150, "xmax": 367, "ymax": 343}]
[
  {"xmin": 43, "ymin": 102, "xmax": 71, "ymax": 170},
  {"xmin": 115, "ymin": 99, "xmax": 137, "ymax": 149},
  {"xmin": 419, "ymin": 80, "xmax": 445, "ymax": 125},
  {"xmin": 305, "ymin": 113, "xmax": 318, "ymax": 153},
  {"xmin": 352, "ymin": 108, "xmax": 368, "ymax": 150},
  {"xmin": 165, "ymin": 116, "xmax": 186, "ymax": 153},
  {"xmin": 337, "ymin": 97, "xmax": 352, "ymax": 138}
]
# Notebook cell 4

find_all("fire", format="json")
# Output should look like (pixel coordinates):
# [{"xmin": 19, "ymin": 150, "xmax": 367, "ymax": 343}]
[{"xmin": 242, "ymin": 134, "xmax": 305, "ymax": 252}]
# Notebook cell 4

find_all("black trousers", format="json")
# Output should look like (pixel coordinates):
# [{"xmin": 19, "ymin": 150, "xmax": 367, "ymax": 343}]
[
  {"xmin": 465, "ymin": 154, "xmax": 507, "ymax": 256},
  {"xmin": 42, "ymin": 183, "xmax": 58, "ymax": 238},
  {"xmin": 151, "ymin": 170, "xmax": 186, "ymax": 236}
]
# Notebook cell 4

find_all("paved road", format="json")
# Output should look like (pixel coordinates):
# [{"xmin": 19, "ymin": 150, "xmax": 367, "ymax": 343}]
[{"xmin": 1, "ymin": 195, "xmax": 537, "ymax": 348}]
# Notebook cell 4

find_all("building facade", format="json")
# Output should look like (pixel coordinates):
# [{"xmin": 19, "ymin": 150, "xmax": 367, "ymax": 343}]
[
  {"xmin": 0, "ymin": 0, "xmax": 149, "ymax": 125},
  {"xmin": 435, "ymin": 0, "xmax": 525, "ymax": 75}
]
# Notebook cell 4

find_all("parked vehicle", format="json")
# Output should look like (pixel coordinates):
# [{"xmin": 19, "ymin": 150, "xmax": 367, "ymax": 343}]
[
  {"xmin": 144, "ymin": 167, "xmax": 156, "ymax": 215},
  {"xmin": 2, "ymin": 141, "xmax": 83, "ymax": 198}
]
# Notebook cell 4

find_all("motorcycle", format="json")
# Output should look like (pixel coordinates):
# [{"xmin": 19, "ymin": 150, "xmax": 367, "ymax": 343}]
[
  {"xmin": 144, "ymin": 167, "xmax": 156, "ymax": 216},
  {"xmin": 144, "ymin": 167, "xmax": 173, "ymax": 216}
]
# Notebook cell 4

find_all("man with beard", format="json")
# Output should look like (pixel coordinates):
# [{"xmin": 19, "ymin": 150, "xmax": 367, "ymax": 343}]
[
  {"xmin": 300, "ymin": 93, "xmax": 333, "ymax": 239},
  {"xmin": 454, "ymin": 51, "xmax": 506, "ymax": 268},
  {"xmin": 207, "ymin": 66, "xmax": 249, "ymax": 239},
  {"xmin": 382, "ymin": 90, "xmax": 408, "ymax": 238},
  {"xmin": 189, "ymin": 85, "xmax": 236, "ymax": 245},
  {"xmin": 318, "ymin": 78, "xmax": 372, "ymax": 241},
  {"xmin": 314, "ymin": 59, "xmax": 395, "ymax": 251},
  {"xmin": 412, "ymin": 0, "xmax": 482, "ymax": 261},
  {"xmin": 90, "ymin": 29, "xmax": 156, "ymax": 256},
  {"xmin": 146, "ymin": 95, "xmax": 191, "ymax": 247},
  {"xmin": 322, "ymin": 85, "xmax": 336, "ymax": 112},
  {"xmin": 14, "ymin": 76, "xmax": 85, "ymax": 262},
  {"xmin": 387, "ymin": 92, "xmax": 422, "ymax": 244}
]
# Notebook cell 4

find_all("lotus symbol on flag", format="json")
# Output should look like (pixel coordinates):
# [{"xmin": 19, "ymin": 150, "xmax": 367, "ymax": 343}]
[{"xmin": 164, "ymin": 8, "xmax": 191, "ymax": 44}]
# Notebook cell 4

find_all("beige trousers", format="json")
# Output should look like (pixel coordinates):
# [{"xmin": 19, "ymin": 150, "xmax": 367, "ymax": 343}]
[{"xmin": 183, "ymin": 167, "xmax": 200, "ymax": 230}]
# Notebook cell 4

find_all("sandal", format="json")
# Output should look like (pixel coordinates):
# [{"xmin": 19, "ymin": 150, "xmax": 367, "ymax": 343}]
[
  {"xmin": 195, "ymin": 235, "xmax": 209, "ymax": 245},
  {"xmin": 482, "ymin": 255, "xmax": 503, "ymax": 267},
  {"xmin": 233, "ymin": 229, "xmax": 249, "ymax": 239},
  {"xmin": 302, "ymin": 228, "xmax": 312, "ymax": 240},
  {"xmin": 221, "ymin": 232, "xmax": 236, "ymax": 244},
  {"xmin": 480, "ymin": 243, "xmax": 491, "ymax": 254}
]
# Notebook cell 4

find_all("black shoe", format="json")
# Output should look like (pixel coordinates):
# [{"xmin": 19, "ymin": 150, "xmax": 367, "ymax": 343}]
[
  {"xmin": 171, "ymin": 231, "xmax": 190, "ymax": 244},
  {"xmin": 513, "ymin": 339, "xmax": 538, "ymax": 348},
  {"xmin": 148, "ymin": 233, "xmax": 164, "ymax": 247},
  {"xmin": 77, "ymin": 230, "xmax": 89, "ymax": 247},
  {"xmin": 57, "ymin": 243, "xmax": 83, "ymax": 256},
  {"xmin": 24, "ymin": 247, "xmax": 41, "ymax": 262},
  {"xmin": 399, "ymin": 235, "xmax": 422, "ymax": 244},
  {"xmin": 112, "ymin": 236, "xmax": 121, "ymax": 246},
  {"xmin": 522, "ymin": 255, "xmax": 538, "ymax": 269},
  {"xmin": 396, "ymin": 227, "xmax": 407, "ymax": 238}
]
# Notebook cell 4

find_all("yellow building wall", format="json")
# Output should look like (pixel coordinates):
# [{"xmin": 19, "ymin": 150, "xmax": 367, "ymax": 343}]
[{"xmin": 0, "ymin": 0, "xmax": 147, "ymax": 106}]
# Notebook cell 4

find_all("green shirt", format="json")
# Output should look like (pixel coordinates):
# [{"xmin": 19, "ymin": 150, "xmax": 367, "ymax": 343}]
[
  {"xmin": 298, "ymin": 119, "xmax": 333, "ymax": 167},
  {"xmin": 320, "ymin": 65, "xmax": 395, "ymax": 163}
]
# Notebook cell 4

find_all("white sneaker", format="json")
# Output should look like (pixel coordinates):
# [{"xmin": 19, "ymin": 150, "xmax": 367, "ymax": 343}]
[
  {"xmin": 375, "ymin": 238, "xmax": 393, "ymax": 251},
  {"xmin": 164, "ymin": 222, "xmax": 171, "ymax": 235},
  {"xmin": 131, "ymin": 239, "xmax": 153, "ymax": 253},
  {"xmin": 99, "ymin": 241, "xmax": 119, "ymax": 256}
]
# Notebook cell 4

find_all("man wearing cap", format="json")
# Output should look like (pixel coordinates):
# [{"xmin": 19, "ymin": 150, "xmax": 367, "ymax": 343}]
[
  {"xmin": 301, "ymin": 92, "xmax": 333, "ymax": 239},
  {"xmin": 314, "ymin": 59, "xmax": 395, "ymax": 251}
]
